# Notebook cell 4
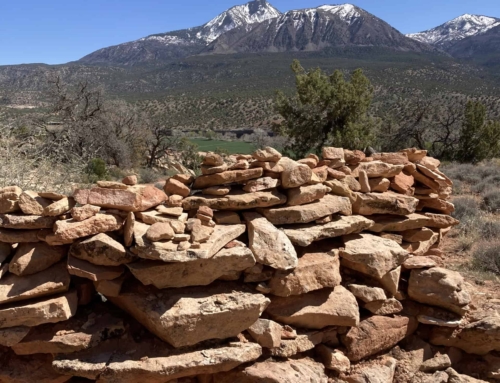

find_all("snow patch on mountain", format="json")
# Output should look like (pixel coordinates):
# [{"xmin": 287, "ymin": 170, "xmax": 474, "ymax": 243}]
[{"xmin": 407, "ymin": 14, "xmax": 500, "ymax": 46}]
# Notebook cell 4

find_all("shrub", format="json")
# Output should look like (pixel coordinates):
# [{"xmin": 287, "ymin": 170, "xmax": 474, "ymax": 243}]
[
  {"xmin": 471, "ymin": 240, "xmax": 500, "ymax": 274},
  {"xmin": 85, "ymin": 158, "xmax": 107, "ymax": 182},
  {"xmin": 452, "ymin": 196, "xmax": 481, "ymax": 221},
  {"xmin": 471, "ymin": 175, "xmax": 500, "ymax": 194},
  {"xmin": 139, "ymin": 167, "xmax": 164, "ymax": 184},
  {"xmin": 479, "ymin": 219, "xmax": 500, "ymax": 240},
  {"xmin": 482, "ymin": 190, "xmax": 500, "ymax": 213}
]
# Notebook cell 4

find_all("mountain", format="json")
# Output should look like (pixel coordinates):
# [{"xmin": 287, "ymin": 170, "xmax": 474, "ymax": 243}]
[
  {"xmin": 78, "ymin": 0, "xmax": 281, "ymax": 66},
  {"xmin": 204, "ymin": 4, "xmax": 434, "ymax": 54},
  {"xmin": 407, "ymin": 14, "xmax": 500, "ymax": 49}
]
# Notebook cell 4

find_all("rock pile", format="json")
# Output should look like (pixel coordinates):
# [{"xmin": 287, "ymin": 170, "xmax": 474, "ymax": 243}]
[{"xmin": 0, "ymin": 147, "xmax": 497, "ymax": 382}]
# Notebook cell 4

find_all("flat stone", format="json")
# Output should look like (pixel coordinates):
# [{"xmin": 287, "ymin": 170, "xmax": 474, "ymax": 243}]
[
  {"xmin": 183, "ymin": 190, "xmax": 286, "ymax": 211},
  {"xmin": 67, "ymin": 256, "xmax": 125, "ymax": 282},
  {"xmin": 202, "ymin": 186, "xmax": 231, "ymax": 196},
  {"xmin": 70, "ymin": 233, "xmax": 132, "ymax": 267},
  {"xmin": 358, "ymin": 161, "xmax": 404, "ymax": 178},
  {"xmin": 9, "ymin": 242, "xmax": 67, "ymax": 276},
  {"xmin": 0, "ymin": 326, "xmax": 30, "ymax": 347},
  {"xmin": 52, "ymin": 214, "xmax": 123, "ymax": 242},
  {"xmin": 0, "ymin": 186, "xmax": 22, "ymax": 200},
  {"xmin": 417, "ymin": 197, "xmax": 455, "ymax": 215},
  {"xmin": 369, "ymin": 177, "xmax": 391, "ymax": 192},
  {"xmin": 343, "ymin": 316, "xmax": 411, "ymax": 361},
  {"xmin": 213, "ymin": 211, "xmax": 241, "ymax": 224},
  {"xmin": 156, "ymin": 205, "xmax": 183, "ymax": 217},
  {"xmin": 0, "ymin": 228, "xmax": 51, "ymax": 243},
  {"xmin": 212, "ymin": 358, "xmax": 328, "ymax": 383},
  {"xmin": 193, "ymin": 168, "xmax": 263, "ymax": 189},
  {"xmin": 127, "ymin": 246, "xmax": 256, "ymax": 289},
  {"xmin": 247, "ymin": 318, "xmax": 282, "ymax": 348},
  {"xmin": 43, "ymin": 198, "xmax": 76, "ymax": 217},
  {"xmin": 391, "ymin": 172, "xmax": 415, "ymax": 194},
  {"xmin": 400, "ymin": 148, "xmax": 428, "ymax": 162},
  {"xmin": 269, "ymin": 332, "xmax": 323, "ymax": 357},
  {"xmin": 259, "ymin": 194, "xmax": 351, "ymax": 225},
  {"xmin": 164, "ymin": 178, "xmax": 190, "ymax": 197},
  {"xmin": 344, "ymin": 149, "xmax": 365, "ymax": 164},
  {"xmin": 201, "ymin": 163, "xmax": 228, "ymax": 175},
  {"xmin": 420, "ymin": 354, "xmax": 451, "ymax": 372},
  {"xmin": 244, "ymin": 212, "xmax": 298, "ymax": 270},
  {"xmin": 71, "ymin": 204, "xmax": 100, "ymax": 221},
  {"xmin": 135, "ymin": 209, "xmax": 187, "ymax": 225},
  {"xmin": 340, "ymin": 233, "xmax": 409, "ymax": 279},
  {"xmin": 78, "ymin": 185, "xmax": 167, "ymax": 212},
  {"xmin": 0, "ymin": 214, "xmax": 57, "ymax": 229},
  {"xmin": 323, "ymin": 147, "xmax": 344, "ymax": 160},
  {"xmin": 243, "ymin": 177, "xmax": 280, "ymax": 193},
  {"xmin": 94, "ymin": 274, "xmax": 127, "ymax": 297},
  {"xmin": 372, "ymin": 152, "xmax": 409, "ymax": 165},
  {"xmin": 0, "ymin": 262, "xmax": 70, "ymax": 305},
  {"xmin": 146, "ymin": 222, "xmax": 175, "ymax": 241},
  {"xmin": 191, "ymin": 221, "xmax": 214, "ymax": 243},
  {"xmin": 380, "ymin": 266, "xmax": 401, "ymax": 296},
  {"xmin": 280, "ymin": 158, "xmax": 312, "ymax": 189},
  {"xmin": 0, "ymin": 352, "xmax": 72, "ymax": 383},
  {"xmin": 408, "ymin": 268, "xmax": 471, "ymax": 315},
  {"xmin": 316, "ymin": 345, "xmax": 350, "ymax": 373},
  {"xmin": 266, "ymin": 286, "xmax": 359, "ymax": 329},
  {"xmin": 268, "ymin": 251, "xmax": 341, "ymax": 297},
  {"xmin": 107, "ymin": 281, "xmax": 270, "ymax": 347},
  {"xmin": 365, "ymin": 298, "xmax": 403, "ymax": 315},
  {"xmin": 324, "ymin": 179, "xmax": 356, "ymax": 202},
  {"xmin": 348, "ymin": 284, "xmax": 387, "ymax": 303},
  {"xmin": 404, "ymin": 256, "xmax": 437, "ymax": 269},
  {"xmin": 253, "ymin": 146, "xmax": 282, "ymax": 162},
  {"xmin": 124, "ymin": 211, "xmax": 134, "ymax": 247},
  {"xmin": 0, "ymin": 290, "xmax": 78, "ymax": 328},
  {"xmin": 403, "ymin": 232, "xmax": 439, "ymax": 257},
  {"xmin": 283, "ymin": 215, "xmax": 374, "ymax": 247},
  {"xmin": 353, "ymin": 192, "xmax": 419, "ymax": 215},
  {"xmin": 18, "ymin": 191, "xmax": 51, "ymax": 215},
  {"xmin": 369, "ymin": 213, "xmax": 459, "ymax": 232},
  {"xmin": 286, "ymin": 184, "xmax": 331, "ymax": 206}
]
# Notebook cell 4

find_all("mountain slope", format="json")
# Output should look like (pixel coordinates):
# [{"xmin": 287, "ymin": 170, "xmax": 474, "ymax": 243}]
[
  {"xmin": 407, "ymin": 14, "xmax": 500, "ymax": 49},
  {"xmin": 78, "ymin": 0, "xmax": 281, "ymax": 66},
  {"xmin": 204, "ymin": 4, "xmax": 435, "ymax": 54},
  {"xmin": 446, "ymin": 24, "xmax": 500, "ymax": 66}
]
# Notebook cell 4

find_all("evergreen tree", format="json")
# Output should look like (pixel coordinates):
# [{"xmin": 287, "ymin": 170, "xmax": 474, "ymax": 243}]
[{"xmin": 274, "ymin": 60, "xmax": 377, "ymax": 157}]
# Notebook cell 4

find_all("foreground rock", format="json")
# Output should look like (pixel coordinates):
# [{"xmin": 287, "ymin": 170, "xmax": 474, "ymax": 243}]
[
  {"xmin": 353, "ymin": 192, "xmax": 419, "ymax": 215},
  {"xmin": 192, "ymin": 168, "xmax": 263, "ymax": 189},
  {"xmin": 69, "ymin": 233, "xmax": 133, "ymax": 266},
  {"xmin": 244, "ymin": 212, "xmax": 297, "ymax": 270},
  {"xmin": 247, "ymin": 319, "xmax": 282, "ymax": 348},
  {"xmin": 212, "ymin": 358, "xmax": 328, "ymax": 383},
  {"xmin": 369, "ymin": 213, "xmax": 459, "ymax": 232},
  {"xmin": 182, "ymin": 190, "xmax": 286, "ymax": 211},
  {"xmin": 0, "ymin": 326, "xmax": 30, "ymax": 347},
  {"xmin": 127, "ymin": 247, "xmax": 256, "ymax": 289},
  {"xmin": 107, "ymin": 282, "xmax": 270, "ymax": 347},
  {"xmin": 268, "ymin": 251, "xmax": 341, "ymax": 297},
  {"xmin": 340, "ymin": 233, "xmax": 409, "ymax": 278},
  {"xmin": 9, "ymin": 242, "xmax": 67, "ymax": 276},
  {"xmin": 0, "ymin": 262, "xmax": 70, "ymax": 305},
  {"xmin": 259, "ymin": 194, "xmax": 352, "ymax": 225},
  {"xmin": 266, "ymin": 286, "xmax": 359, "ymax": 329},
  {"xmin": 408, "ymin": 268, "xmax": 471, "ymax": 315},
  {"xmin": 52, "ymin": 214, "xmax": 123, "ymax": 243},
  {"xmin": 283, "ymin": 215, "xmax": 374, "ymax": 246},
  {"xmin": 0, "ymin": 352, "xmax": 71, "ymax": 383},
  {"xmin": 0, "ymin": 291, "xmax": 77, "ymax": 328},
  {"xmin": 343, "ymin": 316, "xmax": 411, "ymax": 361},
  {"xmin": 0, "ymin": 214, "xmax": 57, "ymax": 229}
]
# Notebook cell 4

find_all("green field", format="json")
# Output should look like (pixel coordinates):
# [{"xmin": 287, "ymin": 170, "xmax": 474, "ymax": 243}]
[{"xmin": 190, "ymin": 139, "xmax": 256, "ymax": 154}]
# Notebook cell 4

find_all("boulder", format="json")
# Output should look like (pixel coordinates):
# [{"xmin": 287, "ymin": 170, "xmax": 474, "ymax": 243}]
[
  {"xmin": 203, "ymin": 152, "xmax": 224, "ymax": 166},
  {"xmin": 244, "ymin": 212, "xmax": 298, "ymax": 270},
  {"xmin": 145, "ymin": 222, "xmax": 175, "ymax": 241},
  {"xmin": 193, "ymin": 168, "xmax": 263, "ymax": 189},
  {"xmin": 347, "ymin": 357, "xmax": 397, "ymax": 383},
  {"xmin": 364, "ymin": 298, "xmax": 403, "ymax": 315},
  {"xmin": 353, "ymin": 192, "xmax": 419, "ymax": 215},
  {"xmin": 242, "ymin": 177, "xmax": 280, "ymax": 192},
  {"xmin": 0, "ymin": 290, "xmax": 78, "ymax": 328},
  {"xmin": 369, "ymin": 213, "xmax": 459, "ymax": 232},
  {"xmin": 343, "ymin": 316, "xmax": 411, "ymax": 361},
  {"xmin": 446, "ymin": 367, "xmax": 487, "ymax": 383},
  {"xmin": 71, "ymin": 205, "xmax": 100, "ymax": 221},
  {"xmin": 358, "ymin": 161, "xmax": 404, "ymax": 178},
  {"xmin": 344, "ymin": 149, "xmax": 366, "ymax": 164},
  {"xmin": 283, "ymin": 215, "xmax": 374, "ymax": 247},
  {"xmin": 429, "ymin": 316, "xmax": 500, "ymax": 355},
  {"xmin": 270, "ymin": 332, "xmax": 323, "ymax": 357},
  {"xmin": 78, "ymin": 185, "xmax": 167, "ymax": 212},
  {"xmin": 0, "ymin": 214, "xmax": 57, "ymax": 229},
  {"xmin": 52, "ymin": 214, "xmax": 123, "ymax": 242},
  {"xmin": 247, "ymin": 318, "xmax": 282, "ymax": 348},
  {"xmin": 213, "ymin": 211, "xmax": 241, "ymax": 225},
  {"xmin": 69, "ymin": 233, "xmax": 132, "ymax": 266},
  {"xmin": 259, "ymin": 194, "xmax": 352, "ymax": 225},
  {"xmin": 280, "ymin": 158, "xmax": 313, "ymax": 189},
  {"xmin": 190, "ymin": 220, "xmax": 214, "ymax": 243},
  {"xmin": 164, "ymin": 178, "xmax": 190, "ymax": 197},
  {"xmin": 348, "ymin": 284, "xmax": 387, "ymax": 303},
  {"xmin": 324, "ymin": 179, "xmax": 356, "ymax": 202},
  {"xmin": 9, "ymin": 242, "xmax": 67, "ymax": 276},
  {"xmin": 268, "ymin": 251, "xmax": 341, "ymax": 297},
  {"xmin": 127, "ymin": 246, "xmax": 256, "ymax": 289},
  {"xmin": 18, "ymin": 191, "xmax": 51, "ymax": 215},
  {"xmin": 253, "ymin": 147, "xmax": 282, "ymax": 162},
  {"xmin": 340, "ymin": 233, "xmax": 409, "ymax": 279},
  {"xmin": 122, "ymin": 175, "xmax": 138, "ymax": 185},
  {"xmin": 67, "ymin": 256, "xmax": 125, "ymax": 282},
  {"xmin": 417, "ymin": 197, "xmax": 455, "ymax": 215},
  {"xmin": 286, "ymin": 184, "xmax": 331, "ymax": 206},
  {"xmin": 212, "ymin": 358, "xmax": 328, "ymax": 383},
  {"xmin": 107, "ymin": 282, "xmax": 270, "ymax": 347},
  {"xmin": 400, "ymin": 148, "xmax": 427, "ymax": 162},
  {"xmin": 156, "ymin": 205, "xmax": 183, "ymax": 217},
  {"xmin": 43, "ymin": 198, "xmax": 76, "ymax": 217},
  {"xmin": 420, "ymin": 354, "xmax": 452, "ymax": 372},
  {"xmin": 202, "ymin": 186, "xmax": 231, "ymax": 196},
  {"xmin": 182, "ymin": 190, "xmax": 286, "ymax": 211},
  {"xmin": 0, "ymin": 262, "xmax": 70, "ymax": 305},
  {"xmin": 403, "ymin": 256, "xmax": 437, "ymax": 269},
  {"xmin": 369, "ymin": 177, "xmax": 391, "ymax": 192},
  {"xmin": 316, "ymin": 345, "xmax": 350, "ymax": 373},
  {"xmin": 323, "ymin": 147, "xmax": 345, "ymax": 160},
  {"xmin": 408, "ymin": 268, "xmax": 471, "ymax": 315},
  {"xmin": 266, "ymin": 286, "xmax": 359, "ymax": 329}
]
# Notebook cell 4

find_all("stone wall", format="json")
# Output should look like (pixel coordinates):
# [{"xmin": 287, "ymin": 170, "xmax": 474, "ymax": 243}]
[{"xmin": 0, "ymin": 147, "xmax": 497, "ymax": 382}]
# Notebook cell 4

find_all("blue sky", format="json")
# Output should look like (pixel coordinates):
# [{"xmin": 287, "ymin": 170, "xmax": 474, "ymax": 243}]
[{"xmin": 0, "ymin": 0, "xmax": 499, "ymax": 65}]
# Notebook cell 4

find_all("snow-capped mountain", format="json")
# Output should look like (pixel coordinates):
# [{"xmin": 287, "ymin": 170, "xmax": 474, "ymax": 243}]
[
  {"xmin": 79, "ymin": 0, "xmax": 281, "ymax": 65},
  {"xmin": 407, "ymin": 14, "xmax": 500, "ymax": 48},
  {"xmin": 205, "ymin": 4, "xmax": 434, "ymax": 54}
]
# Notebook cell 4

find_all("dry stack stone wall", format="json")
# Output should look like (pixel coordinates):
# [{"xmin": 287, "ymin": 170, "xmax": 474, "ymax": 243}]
[{"xmin": 0, "ymin": 147, "xmax": 497, "ymax": 382}]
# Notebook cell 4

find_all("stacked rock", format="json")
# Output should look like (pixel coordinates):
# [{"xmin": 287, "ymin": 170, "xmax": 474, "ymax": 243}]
[{"xmin": 0, "ymin": 148, "xmax": 496, "ymax": 383}]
